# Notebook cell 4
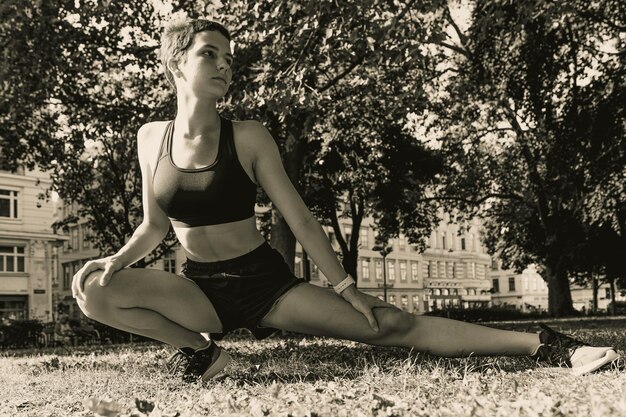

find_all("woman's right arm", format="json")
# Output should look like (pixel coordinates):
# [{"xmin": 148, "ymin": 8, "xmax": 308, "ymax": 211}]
[{"xmin": 72, "ymin": 123, "xmax": 171, "ymax": 300}]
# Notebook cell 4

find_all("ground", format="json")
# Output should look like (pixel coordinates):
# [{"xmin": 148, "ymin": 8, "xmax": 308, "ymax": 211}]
[{"xmin": 1, "ymin": 318, "xmax": 624, "ymax": 417}]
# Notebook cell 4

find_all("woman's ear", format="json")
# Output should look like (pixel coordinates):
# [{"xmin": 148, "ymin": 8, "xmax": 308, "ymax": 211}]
[{"xmin": 167, "ymin": 58, "xmax": 181, "ymax": 78}]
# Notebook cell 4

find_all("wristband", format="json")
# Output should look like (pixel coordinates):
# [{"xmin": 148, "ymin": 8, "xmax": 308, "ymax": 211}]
[{"xmin": 334, "ymin": 274, "xmax": 356, "ymax": 294}]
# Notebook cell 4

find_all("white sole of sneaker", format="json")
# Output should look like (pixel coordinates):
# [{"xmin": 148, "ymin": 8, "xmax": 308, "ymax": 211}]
[
  {"xmin": 201, "ymin": 348, "xmax": 231, "ymax": 381},
  {"xmin": 571, "ymin": 349, "xmax": 620, "ymax": 376}
]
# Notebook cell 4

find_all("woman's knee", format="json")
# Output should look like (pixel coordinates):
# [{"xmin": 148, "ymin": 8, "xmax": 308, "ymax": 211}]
[
  {"xmin": 79, "ymin": 270, "xmax": 113, "ymax": 320},
  {"xmin": 372, "ymin": 307, "xmax": 415, "ymax": 340}
]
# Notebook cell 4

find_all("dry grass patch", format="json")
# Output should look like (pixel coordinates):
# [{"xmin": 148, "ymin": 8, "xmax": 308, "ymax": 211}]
[{"xmin": 1, "ymin": 320, "xmax": 624, "ymax": 416}]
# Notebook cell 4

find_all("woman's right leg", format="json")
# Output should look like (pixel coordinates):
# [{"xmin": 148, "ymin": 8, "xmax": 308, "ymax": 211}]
[{"xmin": 77, "ymin": 268, "xmax": 222, "ymax": 350}]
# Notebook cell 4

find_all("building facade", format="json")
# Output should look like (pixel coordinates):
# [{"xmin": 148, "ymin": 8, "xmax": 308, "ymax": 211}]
[
  {"xmin": 0, "ymin": 166, "xmax": 65, "ymax": 321},
  {"xmin": 490, "ymin": 261, "xmax": 625, "ymax": 313},
  {"xmin": 294, "ymin": 214, "xmax": 492, "ymax": 314},
  {"xmin": 489, "ymin": 263, "xmax": 549, "ymax": 311}
]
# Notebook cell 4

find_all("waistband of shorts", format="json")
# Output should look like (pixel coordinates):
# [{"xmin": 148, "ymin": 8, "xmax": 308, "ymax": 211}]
[{"xmin": 182, "ymin": 241, "xmax": 276, "ymax": 273}]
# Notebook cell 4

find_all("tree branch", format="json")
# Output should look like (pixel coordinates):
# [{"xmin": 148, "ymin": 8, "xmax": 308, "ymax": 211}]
[
  {"xmin": 318, "ymin": 0, "xmax": 420, "ymax": 92},
  {"xmin": 436, "ymin": 41, "xmax": 471, "ymax": 58},
  {"xmin": 444, "ymin": 4, "xmax": 469, "ymax": 48}
]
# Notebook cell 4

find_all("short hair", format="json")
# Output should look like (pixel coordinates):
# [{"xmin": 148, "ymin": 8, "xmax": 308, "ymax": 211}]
[{"xmin": 159, "ymin": 19, "xmax": 231, "ymax": 89}]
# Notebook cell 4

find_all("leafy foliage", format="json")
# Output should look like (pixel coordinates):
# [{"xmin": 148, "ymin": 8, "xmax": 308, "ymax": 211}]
[
  {"xmin": 413, "ymin": 0, "xmax": 626, "ymax": 315},
  {"xmin": 2, "ymin": 0, "xmax": 447, "ymax": 273}
]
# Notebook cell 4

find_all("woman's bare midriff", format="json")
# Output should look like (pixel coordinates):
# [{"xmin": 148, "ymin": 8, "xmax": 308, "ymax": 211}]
[{"xmin": 174, "ymin": 216, "xmax": 266, "ymax": 262}]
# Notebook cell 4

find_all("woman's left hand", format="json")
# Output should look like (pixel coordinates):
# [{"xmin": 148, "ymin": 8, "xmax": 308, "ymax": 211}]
[{"xmin": 340, "ymin": 286, "xmax": 395, "ymax": 332}]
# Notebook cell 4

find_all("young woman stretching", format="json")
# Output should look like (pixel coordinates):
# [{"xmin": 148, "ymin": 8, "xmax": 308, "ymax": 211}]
[{"xmin": 72, "ymin": 19, "xmax": 619, "ymax": 382}]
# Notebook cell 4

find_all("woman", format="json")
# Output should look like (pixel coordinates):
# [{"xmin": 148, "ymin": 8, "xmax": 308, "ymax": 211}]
[{"xmin": 72, "ymin": 19, "xmax": 618, "ymax": 382}]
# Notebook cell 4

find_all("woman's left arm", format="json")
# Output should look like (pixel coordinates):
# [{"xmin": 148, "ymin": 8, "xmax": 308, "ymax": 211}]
[{"xmin": 248, "ymin": 121, "xmax": 388, "ymax": 331}]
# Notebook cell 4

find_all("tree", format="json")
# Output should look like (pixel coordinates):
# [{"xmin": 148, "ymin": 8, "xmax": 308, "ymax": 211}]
[
  {"xmin": 303, "ymin": 117, "xmax": 443, "ymax": 282},
  {"xmin": 213, "ymin": 0, "xmax": 438, "ymax": 271},
  {"xmin": 216, "ymin": 0, "xmax": 440, "ymax": 271},
  {"xmin": 413, "ymin": 0, "xmax": 625, "ymax": 315},
  {"xmin": 2, "ymin": 0, "xmax": 446, "ymax": 272},
  {"xmin": 1, "ymin": 0, "xmax": 178, "ymax": 263}
]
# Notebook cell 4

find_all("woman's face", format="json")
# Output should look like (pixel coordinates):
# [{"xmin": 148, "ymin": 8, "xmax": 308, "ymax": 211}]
[{"xmin": 174, "ymin": 30, "xmax": 233, "ymax": 98}]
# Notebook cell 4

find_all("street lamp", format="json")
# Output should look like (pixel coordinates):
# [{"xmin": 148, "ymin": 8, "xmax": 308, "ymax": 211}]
[{"xmin": 372, "ymin": 244, "xmax": 393, "ymax": 302}]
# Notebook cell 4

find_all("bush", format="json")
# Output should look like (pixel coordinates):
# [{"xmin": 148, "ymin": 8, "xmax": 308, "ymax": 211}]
[
  {"xmin": 86, "ymin": 319, "xmax": 150, "ymax": 345},
  {"xmin": 424, "ymin": 307, "xmax": 550, "ymax": 322},
  {"xmin": 608, "ymin": 301, "xmax": 626, "ymax": 314},
  {"xmin": 0, "ymin": 319, "xmax": 45, "ymax": 348}
]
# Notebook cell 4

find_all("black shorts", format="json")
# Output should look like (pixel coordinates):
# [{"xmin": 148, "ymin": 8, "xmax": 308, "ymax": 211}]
[{"xmin": 180, "ymin": 242, "xmax": 306, "ymax": 340}]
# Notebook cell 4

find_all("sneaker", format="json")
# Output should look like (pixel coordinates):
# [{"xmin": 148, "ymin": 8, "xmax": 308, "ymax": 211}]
[
  {"xmin": 531, "ymin": 324, "xmax": 619, "ymax": 375},
  {"xmin": 166, "ymin": 341, "xmax": 231, "ymax": 382}
]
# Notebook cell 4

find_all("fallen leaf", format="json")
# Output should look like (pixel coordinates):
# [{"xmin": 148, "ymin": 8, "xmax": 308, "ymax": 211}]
[
  {"xmin": 135, "ymin": 398, "xmax": 155, "ymax": 414},
  {"xmin": 84, "ymin": 398, "xmax": 124, "ymax": 417}
]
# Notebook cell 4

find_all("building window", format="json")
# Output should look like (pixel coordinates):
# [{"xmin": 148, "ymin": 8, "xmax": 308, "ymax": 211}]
[
  {"xmin": 343, "ymin": 225, "xmax": 351, "ymax": 244},
  {"xmin": 401, "ymin": 295, "xmax": 408, "ymax": 310},
  {"xmin": 0, "ymin": 295, "xmax": 28, "ymax": 321},
  {"xmin": 461, "ymin": 238, "xmax": 466, "ymax": 251},
  {"xmin": 0, "ymin": 189, "xmax": 19, "ymax": 219},
  {"xmin": 63, "ymin": 264, "xmax": 71, "ymax": 290},
  {"xmin": 70, "ymin": 227, "xmax": 79, "ymax": 251},
  {"xmin": 361, "ymin": 258, "xmax": 370, "ymax": 281},
  {"xmin": 442, "ymin": 234, "xmax": 447, "ymax": 250},
  {"xmin": 388, "ymin": 295, "xmax": 396, "ymax": 305},
  {"xmin": 442, "ymin": 288, "xmax": 449, "ymax": 296},
  {"xmin": 163, "ymin": 250, "xmax": 177, "ymax": 274},
  {"xmin": 311, "ymin": 263, "xmax": 319, "ymax": 280},
  {"xmin": 492, "ymin": 278, "xmax": 499, "ymax": 293},
  {"xmin": 294, "ymin": 257, "xmax": 302, "ymax": 277},
  {"xmin": 375, "ymin": 260, "xmax": 383, "ymax": 281},
  {"xmin": 0, "ymin": 246, "xmax": 26, "ymax": 272},
  {"xmin": 82, "ymin": 224, "xmax": 91, "ymax": 249},
  {"xmin": 411, "ymin": 262, "xmax": 419, "ymax": 282},
  {"xmin": 400, "ymin": 261, "xmax": 407, "ymax": 282},
  {"xmin": 412, "ymin": 295, "xmax": 420, "ymax": 312},
  {"xmin": 398, "ymin": 235, "xmax": 406, "ymax": 251},
  {"xmin": 359, "ymin": 228, "xmax": 369, "ymax": 249},
  {"xmin": 388, "ymin": 261, "xmax": 396, "ymax": 281},
  {"xmin": 605, "ymin": 288, "xmax": 611, "ymax": 299},
  {"xmin": 433, "ymin": 288, "xmax": 441, "ymax": 295},
  {"xmin": 491, "ymin": 258, "xmax": 498, "ymax": 270},
  {"xmin": 508, "ymin": 277, "xmax": 515, "ymax": 292},
  {"xmin": 427, "ymin": 261, "xmax": 433, "ymax": 278},
  {"xmin": 451, "ymin": 262, "xmax": 456, "ymax": 278}
]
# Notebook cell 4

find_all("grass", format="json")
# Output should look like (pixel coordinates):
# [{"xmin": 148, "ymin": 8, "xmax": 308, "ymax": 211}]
[{"xmin": 1, "ymin": 318, "xmax": 625, "ymax": 417}]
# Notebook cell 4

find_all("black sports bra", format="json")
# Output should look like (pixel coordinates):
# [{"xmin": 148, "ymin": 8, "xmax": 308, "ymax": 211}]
[{"xmin": 152, "ymin": 117, "xmax": 257, "ymax": 227}]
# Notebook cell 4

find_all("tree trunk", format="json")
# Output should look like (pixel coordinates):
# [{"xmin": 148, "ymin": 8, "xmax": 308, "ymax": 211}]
[
  {"xmin": 592, "ymin": 273, "xmax": 598, "ymax": 314},
  {"xmin": 342, "ymin": 250, "xmax": 358, "ymax": 285},
  {"xmin": 270, "ymin": 210, "xmax": 296, "ymax": 273},
  {"xmin": 544, "ymin": 261, "xmax": 576, "ymax": 317},
  {"xmin": 268, "ymin": 112, "xmax": 312, "ymax": 272},
  {"xmin": 609, "ymin": 278, "xmax": 616, "ymax": 316}
]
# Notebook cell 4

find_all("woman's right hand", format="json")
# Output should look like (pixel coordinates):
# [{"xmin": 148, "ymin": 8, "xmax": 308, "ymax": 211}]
[{"xmin": 72, "ymin": 256, "xmax": 124, "ymax": 302}]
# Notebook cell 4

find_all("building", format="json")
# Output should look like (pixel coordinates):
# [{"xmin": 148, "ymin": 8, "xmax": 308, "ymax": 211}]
[
  {"xmin": 490, "ymin": 261, "xmax": 625, "ymax": 313},
  {"xmin": 570, "ymin": 283, "xmax": 625, "ymax": 312},
  {"xmin": 0, "ymin": 165, "xmax": 66, "ymax": 321},
  {"xmin": 294, "ymin": 214, "xmax": 492, "ymax": 314},
  {"xmin": 490, "ymin": 263, "xmax": 548, "ymax": 311}
]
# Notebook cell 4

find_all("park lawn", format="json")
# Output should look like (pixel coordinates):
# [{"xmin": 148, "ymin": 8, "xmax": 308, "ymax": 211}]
[{"xmin": 1, "ymin": 319, "xmax": 625, "ymax": 417}]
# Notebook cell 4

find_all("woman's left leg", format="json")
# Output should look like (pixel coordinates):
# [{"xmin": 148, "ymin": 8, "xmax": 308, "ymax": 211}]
[{"xmin": 260, "ymin": 283, "xmax": 539, "ymax": 357}]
